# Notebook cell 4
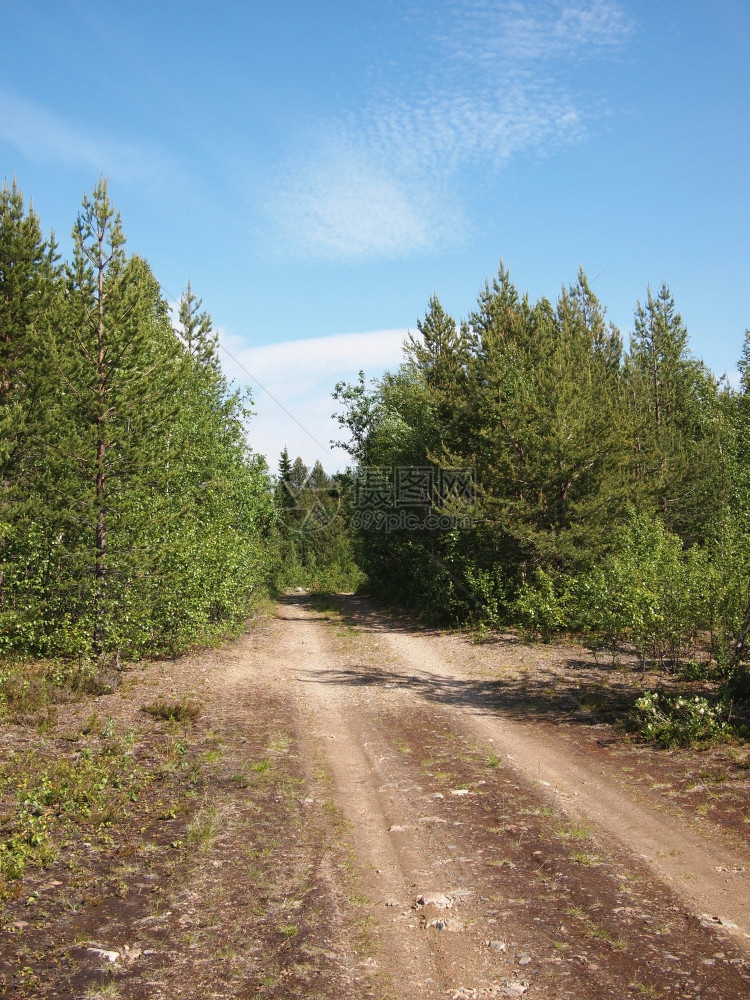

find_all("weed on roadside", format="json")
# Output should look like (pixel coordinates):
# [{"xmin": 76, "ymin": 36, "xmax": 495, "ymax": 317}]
[
  {"xmin": 141, "ymin": 696, "xmax": 201, "ymax": 724},
  {"xmin": 555, "ymin": 821, "xmax": 591, "ymax": 842},
  {"xmin": 187, "ymin": 802, "xmax": 223, "ymax": 852}
]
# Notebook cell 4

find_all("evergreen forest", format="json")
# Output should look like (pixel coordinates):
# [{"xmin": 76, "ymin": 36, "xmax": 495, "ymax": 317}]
[
  {"xmin": 0, "ymin": 179, "xmax": 276, "ymax": 661},
  {"xmin": 2, "ymin": 178, "xmax": 749, "ymax": 741},
  {"xmin": 333, "ymin": 265, "xmax": 750, "ymax": 724}
]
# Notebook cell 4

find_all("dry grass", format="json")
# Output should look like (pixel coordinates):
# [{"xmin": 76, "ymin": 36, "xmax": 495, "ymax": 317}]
[{"xmin": 141, "ymin": 695, "xmax": 202, "ymax": 723}]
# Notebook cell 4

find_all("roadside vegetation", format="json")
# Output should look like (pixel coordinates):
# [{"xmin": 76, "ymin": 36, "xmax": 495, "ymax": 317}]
[
  {"xmin": 0, "ymin": 650, "xmax": 204, "ymax": 907},
  {"xmin": 332, "ymin": 267, "xmax": 750, "ymax": 747},
  {"xmin": 1, "ymin": 178, "xmax": 276, "ymax": 666}
]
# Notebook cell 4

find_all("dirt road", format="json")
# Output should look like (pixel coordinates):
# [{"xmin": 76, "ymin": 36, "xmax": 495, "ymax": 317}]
[
  {"xmin": 234, "ymin": 594, "xmax": 750, "ymax": 999},
  {"xmin": 4, "ymin": 593, "xmax": 750, "ymax": 999}
]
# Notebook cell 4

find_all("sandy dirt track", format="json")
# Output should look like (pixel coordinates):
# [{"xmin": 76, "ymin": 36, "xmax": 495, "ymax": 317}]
[
  {"xmin": 4, "ymin": 593, "xmax": 749, "ymax": 1000},
  {"xmin": 242, "ymin": 594, "xmax": 750, "ymax": 998}
]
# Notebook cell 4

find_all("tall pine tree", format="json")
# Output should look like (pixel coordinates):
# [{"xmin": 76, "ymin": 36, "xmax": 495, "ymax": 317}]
[
  {"xmin": 626, "ymin": 283, "xmax": 721, "ymax": 543},
  {"xmin": 0, "ymin": 181, "xmax": 61, "ymax": 652}
]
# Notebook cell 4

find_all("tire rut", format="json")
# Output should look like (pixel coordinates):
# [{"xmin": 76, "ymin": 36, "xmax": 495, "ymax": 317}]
[
  {"xmin": 370, "ymin": 616, "xmax": 750, "ymax": 941},
  {"xmin": 273, "ymin": 596, "xmax": 750, "ymax": 999}
]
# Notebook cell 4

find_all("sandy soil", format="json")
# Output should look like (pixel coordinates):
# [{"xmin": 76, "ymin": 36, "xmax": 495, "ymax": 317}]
[
  {"xmin": 2, "ymin": 594, "xmax": 749, "ymax": 999},
  {"xmin": 266, "ymin": 594, "xmax": 750, "ymax": 999}
]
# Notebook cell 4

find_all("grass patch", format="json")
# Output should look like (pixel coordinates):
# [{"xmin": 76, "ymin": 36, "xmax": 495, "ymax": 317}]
[
  {"xmin": 571, "ymin": 851, "xmax": 601, "ymax": 866},
  {"xmin": 629, "ymin": 982, "xmax": 657, "ymax": 997},
  {"xmin": 84, "ymin": 984, "xmax": 122, "ymax": 999},
  {"xmin": 565, "ymin": 905, "xmax": 627, "ymax": 949},
  {"xmin": 556, "ymin": 820, "xmax": 591, "ymax": 842},
  {"xmin": 187, "ymin": 802, "xmax": 222, "ymax": 852},
  {"xmin": 0, "ymin": 658, "xmax": 111, "ymax": 721},
  {"xmin": 520, "ymin": 805, "xmax": 555, "ymax": 817},
  {"xmin": 141, "ymin": 696, "xmax": 201, "ymax": 724}
]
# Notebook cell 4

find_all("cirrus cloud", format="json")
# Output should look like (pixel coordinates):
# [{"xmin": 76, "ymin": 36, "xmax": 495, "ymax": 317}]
[{"xmin": 262, "ymin": 0, "xmax": 634, "ymax": 261}]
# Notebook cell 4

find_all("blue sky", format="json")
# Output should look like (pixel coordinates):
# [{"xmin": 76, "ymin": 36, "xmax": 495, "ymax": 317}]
[{"xmin": 2, "ymin": 1, "xmax": 748, "ymax": 470}]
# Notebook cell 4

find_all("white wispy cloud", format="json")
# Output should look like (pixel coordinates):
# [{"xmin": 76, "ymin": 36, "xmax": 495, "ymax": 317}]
[
  {"xmin": 0, "ymin": 89, "xmax": 177, "ymax": 188},
  {"xmin": 266, "ymin": 144, "xmax": 449, "ymax": 260},
  {"xmin": 263, "ymin": 0, "xmax": 633, "ymax": 261},
  {"xmin": 437, "ymin": 0, "xmax": 633, "ymax": 67},
  {"xmin": 218, "ymin": 328, "xmax": 408, "ymax": 470}
]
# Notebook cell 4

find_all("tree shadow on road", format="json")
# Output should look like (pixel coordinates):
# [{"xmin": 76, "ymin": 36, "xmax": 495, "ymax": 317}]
[{"xmin": 278, "ymin": 592, "xmax": 639, "ymax": 729}]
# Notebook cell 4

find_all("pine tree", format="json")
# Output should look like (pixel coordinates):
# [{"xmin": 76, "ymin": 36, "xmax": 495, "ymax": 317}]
[
  {"xmin": 176, "ymin": 279, "xmax": 220, "ymax": 371},
  {"xmin": 53, "ymin": 179, "xmax": 184, "ymax": 655},
  {"xmin": 0, "ymin": 181, "xmax": 57, "ymax": 480},
  {"xmin": 626, "ymin": 283, "xmax": 721, "ymax": 542},
  {"xmin": 278, "ymin": 446, "xmax": 292, "ymax": 481},
  {"xmin": 402, "ymin": 295, "xmax": 471, "ymax": 463},
  {"xmin": 63, "ymin": 180, "xmax": 129, "ymax": 653},
  {"xmin": 0, "ymin": 181, "xmax": 62, "ymax": 652},
  {"xmin": 459, "ymin": 266, "xmax": 629, "ymax": 576},
  {"xmin": 275, "ymin": 446, "xmax": 295, "ymax": 511}
]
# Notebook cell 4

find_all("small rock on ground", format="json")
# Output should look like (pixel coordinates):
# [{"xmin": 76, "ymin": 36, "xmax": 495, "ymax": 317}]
[{"xmin": 417, "ymin": 892, "xmax": 452, "ymax": 909}]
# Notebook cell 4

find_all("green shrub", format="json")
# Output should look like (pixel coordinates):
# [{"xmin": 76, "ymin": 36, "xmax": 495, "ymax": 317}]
[
  {"xmin": 565, "ymin": 512, "xmax": 709, "ymax": 668},
  {"xmin": 633, "ymin": 690, "xmax": 729, "ymax": 748},
  {"xmin": 513, "ymin": 568, "xmax": 566, "ymax": 641}
]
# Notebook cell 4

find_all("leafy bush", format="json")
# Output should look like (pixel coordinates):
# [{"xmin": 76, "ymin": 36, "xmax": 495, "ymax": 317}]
[
  {"xmin": 464, "ymin": 566, "xmax": 506, "ymax": 628},
  {"xmin": 676, "ymin": 659, "xmax": 716, "ymax": 682},
  {"xmin": 633, "ymin": 690, "xmax": 729, "ymax": 748},
  {"xmin": 512, "ymin": 568, "xmax": 567, "ymax": 640},
  {"xmin": 566, "ymin": 512, "xmax": 708, "ymax": 667},
  {"xmin": 701, "ymin": 520, "xmax": 750, "ymax": 689}
]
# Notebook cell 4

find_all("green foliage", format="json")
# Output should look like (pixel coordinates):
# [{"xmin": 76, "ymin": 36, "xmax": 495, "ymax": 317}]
[
  {"xmin": 274, "ymin": 453, "xmax": 364, "ymax": 593},
  {"xmin": 513, "ymin": 568, "xmax": 567, "ymax": 641},
  {"xmin": 566, "ymin": 512, "xmax": 709, "ymax": 667},
  {"xmin": 176, "ymin": 278, "xmax": 220, "ymax": 369},
  {"xmin": 626, "ymin": 284, "xmax": 722, "ymax": 543},
  {"xmin": 0, "ymin": 179, "xmax": 277, "ymax": 661},
  {"xmin": 0, "ymin": 805, "xmax": 53, "ymax": 884},
  {"xmin": 463, "ymin": 566, "xmax": 506, "ymax": 628},
  {"xmin": 333, "ymin": 259, "xmax": 750, "ymax": 694},
  {"xmin": 466, "ymin": 267, "xmax": 629, "ymax": 577},
  {"xmin": 633, "ymin": 691, "xmax": 729, "ymax": 748}
]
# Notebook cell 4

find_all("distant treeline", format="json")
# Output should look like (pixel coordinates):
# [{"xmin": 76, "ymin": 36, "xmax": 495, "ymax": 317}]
[
  {"xmin": 334, "ymin": 265, "xmax": 750, "ymax": 689},
  {"xmin": 0, "ymin": 179, "xmax": 276, "ymax": 660}
]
